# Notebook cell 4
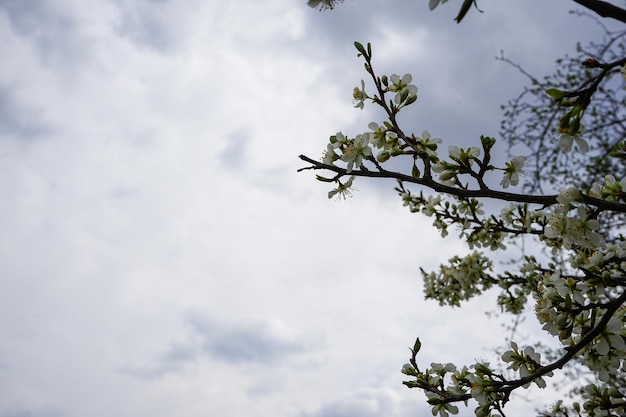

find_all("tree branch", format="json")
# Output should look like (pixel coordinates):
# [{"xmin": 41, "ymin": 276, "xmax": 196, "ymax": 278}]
[
  {"xmin": 572, "ymin": 0, "xmax": 626, "ymax": 24},
  {"xmin": 298, "ymin": 154, "xmax": 626, "ymax": 213},
  {"xmin": 499, "ymin": 289, "xmax": 626, "ymax": 391}
]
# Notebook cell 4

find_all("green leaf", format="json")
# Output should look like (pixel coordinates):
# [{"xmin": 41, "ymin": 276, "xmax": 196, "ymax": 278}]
[
  {"xmin": 546, "ymin": 88, "xmax": 565, "ymax": 101},
  {"xmin": 427, "ymin": 397, "xmax": 442, "ymax": 405},
  {"xmin": 455, "ymin": 0, "xmax": 479, "ymax": 23},
  {"xmin": 316, "ymin": 175, "xmax": 335, "ymax": 183}
]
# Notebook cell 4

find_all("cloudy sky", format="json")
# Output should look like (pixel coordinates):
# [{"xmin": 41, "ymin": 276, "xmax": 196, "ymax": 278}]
[{"xmin": 0, "ymin": 1, "xmax": 619, "ymax": 416}]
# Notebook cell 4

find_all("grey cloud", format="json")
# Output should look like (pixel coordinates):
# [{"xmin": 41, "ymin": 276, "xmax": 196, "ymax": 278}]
[
  {"xmin": 0, "ymin": 0, "xmax": 69, "ymax": 36},
  {"xmin": 0, "ymin": 407, "xmax": 64, "ymax": 417},
  {"xmin": 123, "ymin": 313, "xmax": 310, "ymax": 378},
  {"xmin": 0, "ymin": 0, "xmax": 89, "ymax": 69},
  {"xmin": 301, "ymin": 388, "xmax": 420, "ymax": 417},
  {"xmin": 112, "ymin": 0, "xmax": 183, "ymax": 52},
  {"xmin": 187, "ymin": 313, "xmax": 306, "ymax": 364},
  {"xmin": 219, "ymin": 128, "xmax": 250, "ymax": 170},
  {"xmin": 120, "ymin": 342, "xmax": 199, "ymax": 379},
  {"xmin": 0, "ymin": 84, "xmax": 50, "ymax": 140}
]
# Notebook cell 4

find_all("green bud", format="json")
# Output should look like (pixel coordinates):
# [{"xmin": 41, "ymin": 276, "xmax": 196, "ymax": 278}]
[
  {"xmin": 480, "ymin": 135, "xmax": 496, "ymax": 149},
  {"xmin": 404, "ymin": 95, "xmax": 417, "ymax": 106},
  {"xmin": 413, "ymin": 337, "xmax": 422, "ymax": 355},
  {"xmin": 354, "ymin": 41, "xmax": 365, "ymax": 55},
  {"xmin": 412, "ymin": 164, "xmax": 420, "ymax": 178},
  {"xmin": 558, "ymin": 112, "xmax": 571, "ymax": 129},
  {"xmin": 377, "ymin": 151, "xmax": 390, "ymax": 162}
]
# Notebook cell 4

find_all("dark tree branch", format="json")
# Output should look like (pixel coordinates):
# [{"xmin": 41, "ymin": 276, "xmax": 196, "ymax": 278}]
[
  {"xmin": 500, "ymin": 289, "xmax": 626, "ymax": 391},
  {"xmin": 572, "ymin": 0, "xmax": 626, "ymax": 24},
  {"xmin": 298, "ymin": 154, "xmax": 626, "ymax": 213}
]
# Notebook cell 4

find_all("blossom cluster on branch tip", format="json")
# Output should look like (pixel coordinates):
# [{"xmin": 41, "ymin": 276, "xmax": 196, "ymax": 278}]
[
  {"xmin": 589, "ymin": 174, "xmax": 626, "ymax": 201},
  {"xmin": 389, "ymin": 73, "xmax": 418, "ymax": 105},
  {"xmin": 501, "ymin": 342, "xmax": 553, "ymax": 388}
]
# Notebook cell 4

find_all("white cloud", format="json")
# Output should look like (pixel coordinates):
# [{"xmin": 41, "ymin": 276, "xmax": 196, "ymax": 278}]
[{"xmin": 0, "ymin": 1, "xmax": 605, "ymax": 416}]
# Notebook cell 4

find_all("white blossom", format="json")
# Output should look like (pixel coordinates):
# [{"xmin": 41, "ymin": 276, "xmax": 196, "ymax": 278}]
[
  {"xmin": 558, "ymin": 133, "xmax": 589, "ymax": 153},
  {"xmin": 340, "ymin": 133, "xmax": 372, "ymax": 173},
  {"xmin": 500, "ymin": 156, "xmax": 525, "ymax": 188}
]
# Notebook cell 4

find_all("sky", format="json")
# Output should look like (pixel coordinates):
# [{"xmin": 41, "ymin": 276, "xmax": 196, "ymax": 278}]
[{"xmin": 0, "ymin": 1, "xmax": 619, "ymax": 416}]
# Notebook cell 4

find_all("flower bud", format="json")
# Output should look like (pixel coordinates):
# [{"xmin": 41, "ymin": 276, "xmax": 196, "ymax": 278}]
[{"xmin": 376, "ymin": 150, "xmax": 390, "ymax": 162}]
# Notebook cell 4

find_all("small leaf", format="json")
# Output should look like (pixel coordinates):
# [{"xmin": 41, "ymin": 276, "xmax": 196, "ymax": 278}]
[
  {"xmin": 455, "ymin": 0, "xmax": 477, "ymax": 23},
  {"xmin": 427, "ymin": 397, "xmax": 442, "ymax": 405},
  {"xmin": 316, "ymin": 175, "xmax": 335, "ymax": 182},
  {"xmin": 546, "ymin": 88, "xmax": 565, "ymax": 101}
]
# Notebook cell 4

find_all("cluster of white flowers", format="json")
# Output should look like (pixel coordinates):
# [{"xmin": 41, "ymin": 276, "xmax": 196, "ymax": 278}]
[
  {"xmin": 589, "ymin": 174, "xmax": 626, "ymax": 201},
  {"xmin": 421, "ymin": 252, "xmax": 494, "ymax": 307},
  {"xmin": 306, "ymin": 41, "xmax": 626, "ymax": 417},
  {"xmin": 323, "ymin": 131, "xmax": 372, "ymax": 173},
  {"xmin": 501, "ymin": 342, "xmax": 553, "ymax": 388},
  {"xmin": 388, "ymin": 73, "xmax": 419, "ymax": 105},
  {"xmin": 543, "ymin": 203, "xmax": 603, "ymax": 250}
]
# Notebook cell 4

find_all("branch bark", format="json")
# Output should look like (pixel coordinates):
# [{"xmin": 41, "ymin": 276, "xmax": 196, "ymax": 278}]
[{"xmin": 572, "ymin": 0, "xmax": 626, "ymax": 24}]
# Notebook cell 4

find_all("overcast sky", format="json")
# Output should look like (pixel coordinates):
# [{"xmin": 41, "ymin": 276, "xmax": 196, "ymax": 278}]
[{"xmin": 0, "ymin": 1, "xmax": 619, "ymax": 416}]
